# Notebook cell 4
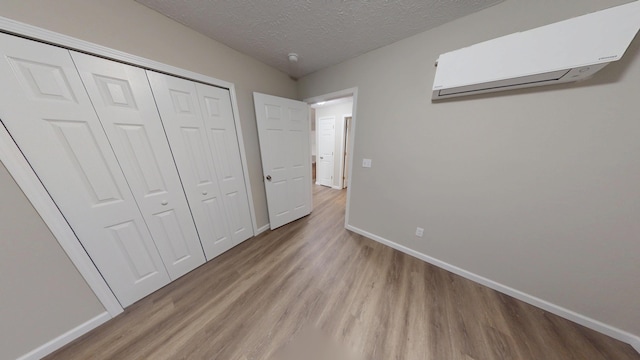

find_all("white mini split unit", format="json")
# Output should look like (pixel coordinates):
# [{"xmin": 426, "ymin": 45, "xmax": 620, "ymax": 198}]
[{"xmin": 432, "ymin": 1, "xmax": 640, "ymax": 100}]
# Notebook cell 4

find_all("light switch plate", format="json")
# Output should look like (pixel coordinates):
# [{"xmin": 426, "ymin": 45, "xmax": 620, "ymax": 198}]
[{"xmin": 362, "ymin": 158, "xmax": 372, "ymax": 168}]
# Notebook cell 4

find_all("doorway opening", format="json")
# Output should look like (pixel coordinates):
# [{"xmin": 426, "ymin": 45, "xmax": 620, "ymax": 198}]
[
  {"xmin": 305, "ymin": 88, "xmax": 358, "ymax": 228},
  {"xmin": 310, "ymin": 96, "xmax": 353, "ymax": 189}
]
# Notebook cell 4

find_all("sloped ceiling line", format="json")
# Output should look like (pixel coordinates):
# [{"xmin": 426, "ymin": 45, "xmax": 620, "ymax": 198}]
[{"xmin": 136, "ymin": 0, "xmax": 505, "ymax": 78}]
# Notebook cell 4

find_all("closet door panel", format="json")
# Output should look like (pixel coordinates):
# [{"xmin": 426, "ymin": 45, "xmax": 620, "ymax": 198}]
[
  {"xmin": 196, "ymin": 84, "xmax": 253, "ymax": 245},
  {"xmin": 0, "ymin": 33, "xmax": 170, "ymax": 307},
  {"xmin": 147, "ymin": 71, "xmax": 233, "ymax": 260},
  {"xmin": 71, "ymin": 52, "xmax": 206, "ymax": 280}
]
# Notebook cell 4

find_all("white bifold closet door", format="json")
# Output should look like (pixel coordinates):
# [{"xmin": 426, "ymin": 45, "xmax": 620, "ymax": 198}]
[
  {"xmin": 0, "ymin": 33, "xmax": 170, "ymax": 306},
  {"xmin": 70, "ymin": 52, "xmax": 206, "ymax": 280},
  {"xmin": 147, "ymin": 72, "xmax": 253, "ymax": 260},
  {"xmin": 195, "ymin": 82, "xmax": 253, "ymax": 244}
]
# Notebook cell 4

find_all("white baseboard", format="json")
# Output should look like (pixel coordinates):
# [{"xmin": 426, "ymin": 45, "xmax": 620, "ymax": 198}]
[
  {"xmin": 255, "ymin": 223, "xmax": 270, "ymax": 235},
  {"xmin": 17, "ymin": 312, "xmax": 111, "ymax": 360},
  {"xmin": 346, "ymin": 224, "xmax": 640, "ymax": 353}
]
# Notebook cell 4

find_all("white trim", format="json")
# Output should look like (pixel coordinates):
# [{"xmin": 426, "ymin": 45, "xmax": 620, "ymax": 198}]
[
  {"xmin": 338, "ymin": 113, "xmax": 352, "ymax": 189},
  {"xmin": 303, "ymin": 87, "xmax": 359, "ymax": 229},
  {"xmin": 16, "ymin": 312, "xmax": 111, "ymax": 360},
  {"xmin": 346, "ymin": 224, "xmax": 640, "ymax": 352},
  {"xmin": 0, "ymin": 17, "xmax": 234, "ymax": 90},
  {"xmin": 255, "ymin": 223, "xmax": 271, "ymax": 235},
  {"xmin": 228, "ymin": 85, "xmax": 259, "ymax": 236},
  {"xmin": 308, "ymin": 107, "xmax": 314, "ymax": 215},
  {"xmin": 331, "ymin": 185, "xmax": 343, "ymax": 190},
  {"xmin": 0, "ymin": 125, "xmax": 123, "ymax": 317},
  {"xmin": 0, "ymin": 18, "xmax": 259, "ymax": 236},
  {"xmin": 0, "ymin": 16, "xmax": 258, "ymax": 305}
]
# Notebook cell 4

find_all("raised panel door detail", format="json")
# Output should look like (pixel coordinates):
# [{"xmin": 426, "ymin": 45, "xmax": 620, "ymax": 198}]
[
  {"xmin": 107, "ymin": 220, "xmax": 160, "ymax": 283},
  {"xmin": 265, "ymin": 104, "xmax": 282, "ymax": 121},
  {"xmin": 210, "ymin": 129, "xmax": 234, "ymax": 181},
  {"xmin": 8, "ymin": 57, "xmax": 77, "ymax": 102},
  {"xmin": 180, "ymin": 127, "xmax": 215, "ymax": 186},
  {"xmin": 288, "ymin": 108, "xmax": 305, "ymax": 130},
  {"xmin": 224, "ymin": 191, "xmax": 244, "ymax": 235},
  {"xmin": 254, "ymin": 92, "xmax": 312, "ymax": 229},
  {"xmin": 147, "ymin": 71, "xmax": 233, "ymax": 260},
  {"xmin": 203, "ymin": 96, "xmax": 221, "ymax": 118},
  {"xmin": 266, "ymin": 128, "xmax": 288, "ymax": 179},
  {"xmin": 46, "ymin": 119, "xmax": 124, "ymax": 206},
  {"xmin": 153, "ymin": 210, "xmax": 190, "ymax": 264},
  {"xmin": 196, "ymin": 84, "xmax": 253, "ymax": 245},
  {"xmin": 115, "ymin": 124, "xmax": 167, "ymax": 196},
  {"xmin": 93, "ymin": 74, "xmax": 138, "ymax": 109},
  {"xmin": 71, "ymin": 51, "xmax": 205, "ymax": 282},
  {"xmin": 271, "ymin": 179, "xmax": 290, "ymax": 218},
  {"xmin": 290, "ymin": 129, "xmax": 306, "ymax": 169},
  {"xmin": 0, "ymin": 33, "xmax": 170, "ymax": 307},
  {"xmin": 287, "ymin": 106, "xmax": 311, "ymax": 221},
  {"xmin": 291, "ymin": 176, "xmax": 307, "ymax": 211},
  {"xmin": 316, "ymin": 117, "xmax": 335, "ymax": 187},
  {"xmin": 170, "ymin": 90, "xmax": 195, "ymax": 114},
  {"xmin": 203, "ymin": 196, "xmax": 231, "ymax": 245}
]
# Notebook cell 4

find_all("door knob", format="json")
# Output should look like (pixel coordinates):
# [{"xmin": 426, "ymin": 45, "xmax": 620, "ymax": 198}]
[
  {"xmin": 320, "ymin": 157, "xmax": 324, "ymax": 159},
  {"xmin": 161, "ymin": 200, "xmax": 168, "ymax": 206},
  {"xmin": 202, "ymin": 191, "xmax": 208, "ymax": 195},
  {"xmin": 266, "ymin": 175, "xmax": 272, "ymax": 181}
]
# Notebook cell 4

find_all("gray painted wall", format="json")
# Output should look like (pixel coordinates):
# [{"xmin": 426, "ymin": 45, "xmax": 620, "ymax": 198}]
[
  {"xmin": 0, "ymin": 161, "xmax": 105, "ymax": 360},
  {"xmin": 299, "ymin": 0, "xmax": 640, "ymax": 338}
]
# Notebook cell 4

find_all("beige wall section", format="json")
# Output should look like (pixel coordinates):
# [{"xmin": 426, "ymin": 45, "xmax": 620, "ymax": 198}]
[
  {"xmin": 299, "ymin": 0, "xmax": 640, "ymax": 338},
  {"xmin": 0, "ymin": 0, "xmax": 297, "ymax": 229},
  {"xmin": 315, "ymin": 100, "xmax": 353, "ymax": 188},
  {"xmin": 0, "ymin": 161, "xmax": 105, "ymax": 360}
]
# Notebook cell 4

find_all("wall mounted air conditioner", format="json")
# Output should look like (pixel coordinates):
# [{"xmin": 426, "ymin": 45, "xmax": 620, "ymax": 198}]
[{"xmin": 432, "ymin": 1, "xmax": 640, "ymax": 100}]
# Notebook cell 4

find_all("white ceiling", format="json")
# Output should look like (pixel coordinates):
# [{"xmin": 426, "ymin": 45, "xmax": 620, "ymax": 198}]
[{"xmin": 136, "ymin": 0, "xmax": 504, "ymax": 79}]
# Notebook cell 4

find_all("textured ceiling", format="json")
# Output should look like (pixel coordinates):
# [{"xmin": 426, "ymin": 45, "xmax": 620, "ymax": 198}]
[{"xmin": 136, "ymin": 0, "xmax": 504, "ymax": 78}]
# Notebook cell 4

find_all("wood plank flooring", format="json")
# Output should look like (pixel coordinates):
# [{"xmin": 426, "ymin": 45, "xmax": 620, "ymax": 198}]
[{"xmin": 47, "ymin": 185, "xmax": 639, "ymax": 360}]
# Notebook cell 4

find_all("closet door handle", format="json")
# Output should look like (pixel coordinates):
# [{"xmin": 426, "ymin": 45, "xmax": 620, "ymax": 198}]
[
  {"xmin": 266, "ymin": 175, "xmax": 272, "ymax": 181},
  {"xmin": 161, "ymin": 200, "xmax": 168, "ymax": 206},
  {"xmin": 202, "ymin": 191, "xmax": 208, "ymax": 195}
]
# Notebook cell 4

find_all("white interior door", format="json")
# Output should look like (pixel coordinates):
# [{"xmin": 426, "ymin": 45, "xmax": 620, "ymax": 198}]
[
  {"xmin": 147, "ymin": 71, "xmax": 234, "ymax": 260},
  {"xmin": 316, "ymin": 116, "xmax": 335, "ymax": 187},
  {"xmin": 253, "ymin": 92, "xmax": 312, "ymax": 229},
  {"xmin": 71, "ymin": 52, "xmax": 206, "ymax": 280},
  {"xmin": 0, "ymin": 33, "xmax": 170, "ymax": 307},
  {"xmin": 195, "ymin": 83, "xmax": 253, "ymax": 245}
]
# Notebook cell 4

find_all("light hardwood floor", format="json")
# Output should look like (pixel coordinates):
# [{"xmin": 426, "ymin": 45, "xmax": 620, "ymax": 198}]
[{"xmin": 47, "ymin": 185, "xmax": 639, "ymax": 360}]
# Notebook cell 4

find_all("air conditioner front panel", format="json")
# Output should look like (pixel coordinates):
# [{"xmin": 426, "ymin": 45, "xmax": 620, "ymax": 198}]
[
  {"xmin": 431, "ymin": 1, "xmax": 640, "ymax": 100},
  {"xmin": 433, "ymin": 63, "xmax": 609, "ymax": 99},
  {"xmin": 437, "ymin": 69, "xmax": 570, "ymax": 96}
]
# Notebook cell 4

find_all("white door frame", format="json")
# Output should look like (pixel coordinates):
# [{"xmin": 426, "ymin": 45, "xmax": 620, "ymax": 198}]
[
  {"xmin": 303, "ymin": 88, "xmax": 358, "ymax": 228},
  {"xmin": 342, "ymin": 115, "xmax": 352, "ymax": 189},
  {"xmin": 336, "ymin": 113, "xmax": 352, "ymax": 190},
  {"xmin": 0, "ymin": 17, "xmax": 259, "ymax": 316}
]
